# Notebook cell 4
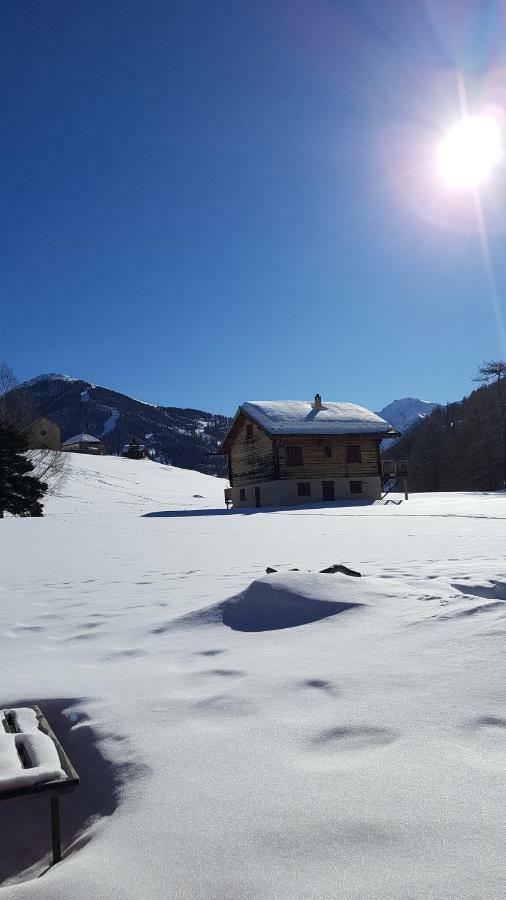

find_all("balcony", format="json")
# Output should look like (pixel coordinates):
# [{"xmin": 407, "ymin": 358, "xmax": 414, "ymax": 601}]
[{"xmin": 381, "ymin": 459, "xmax": 408, "ymax": 479}]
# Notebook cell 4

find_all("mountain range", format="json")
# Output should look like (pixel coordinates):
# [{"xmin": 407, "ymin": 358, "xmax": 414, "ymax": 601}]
[
  {"xmin": 17, "ymin": 374, "xmax": 230, "ymax": 477},
  {"xmin": 16, "ymin": 375, "xmax": 440, "ymax": 476}
]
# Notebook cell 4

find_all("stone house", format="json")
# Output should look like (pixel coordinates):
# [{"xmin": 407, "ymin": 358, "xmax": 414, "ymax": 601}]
[
  {"xmin": 23, "ymin": 417, "xmax": 61, "ymax": 450},
  {"xmin": 62, "ymin": 433, "xmax": 106, "ymax": 455}
]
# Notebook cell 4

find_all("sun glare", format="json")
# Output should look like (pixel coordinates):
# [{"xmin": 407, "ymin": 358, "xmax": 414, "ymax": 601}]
[{"xmin": 436, "ymin": 115, "xmax": 503, "ymax": 189}]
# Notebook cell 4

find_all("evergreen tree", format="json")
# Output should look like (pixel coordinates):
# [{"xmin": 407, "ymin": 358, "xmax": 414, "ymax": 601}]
[
  {"xmin": 0, "ymin": 427, "xmax": 47, "ymax": 517},
  {"xmin": 474, "ymin": 360, "xmax": 506, "ymax": 487}
]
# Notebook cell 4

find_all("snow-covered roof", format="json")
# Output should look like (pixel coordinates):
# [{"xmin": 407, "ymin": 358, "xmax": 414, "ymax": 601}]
[
  {"xmin": 240, "ymin": 400, "xmax": 396, "ymax": 436},
  {"xmin": 62, "ymin": 433, "xmax": 102, "ymax": 446}
]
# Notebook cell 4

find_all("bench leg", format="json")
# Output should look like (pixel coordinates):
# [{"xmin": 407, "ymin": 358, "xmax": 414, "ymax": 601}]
[{"xmin": 50, "ymin": 796, "xmax": 61, "ymax": 864}]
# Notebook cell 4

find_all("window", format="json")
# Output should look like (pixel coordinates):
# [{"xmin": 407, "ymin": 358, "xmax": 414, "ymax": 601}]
[
  {"xmin": 40, "ymin": 429, "xmax": 47, "ymax": 436},
  {"xmin": 286, "ymin": 445, "xmax": 303, "ymax": 466},
  {"xmin": 346, "ymin": 444, "xmax": 362, "ymax": 464},
  {"xmin": 324, "ymin": 446, "xmax": 332, "ymax": 458},
  {"xmin": 246, "ymin": 424, "xmax": 253, "ymax": 440},
  {"xmin": 350, "ymin": 480, "xmax": 363, "ymax": 494},
  {"xmin": 239, "ymin": 488, "xmax": 246, "ymax": 501},
  {"xmin": 297, "ymin": 482, "xmax": 311, "ymax": 497}
]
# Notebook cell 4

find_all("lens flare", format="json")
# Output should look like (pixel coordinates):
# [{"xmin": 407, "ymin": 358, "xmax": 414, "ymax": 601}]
[{"xmin": 436, "ymin": 115, "xmax": 503, "ymax": 189}]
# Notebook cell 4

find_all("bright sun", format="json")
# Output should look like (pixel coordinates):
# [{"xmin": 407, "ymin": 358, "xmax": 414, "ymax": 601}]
[{"xmin": 436, "ymin": 115, "xmax": 503, "ymax": 189}]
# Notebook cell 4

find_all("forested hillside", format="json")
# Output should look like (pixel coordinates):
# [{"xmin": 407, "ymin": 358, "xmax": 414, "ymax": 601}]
[
  {"xmin": 388, "ymin": 369, "xmax": 506, "ymax": 491},
  {"xmin": 11, "ymin": 374, "xmax": 231, "ymax": 477}
]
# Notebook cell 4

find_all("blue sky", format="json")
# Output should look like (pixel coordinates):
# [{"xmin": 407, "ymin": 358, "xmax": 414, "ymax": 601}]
[{"xmin": 3, "ymin": 0, "xmax": 506, "ymax": 414}]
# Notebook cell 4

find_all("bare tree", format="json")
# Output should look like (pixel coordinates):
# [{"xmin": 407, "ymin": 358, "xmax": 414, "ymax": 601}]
[
  {"xmin": 0, "ymin": 360, "xmax": 68, "ymax": 495},
  {"xmin": 473, "ymin": 360, "xmax": 506, "ymax": 388},
  {"xmin": 0, "ymin": 361, "xmax": 33, "ymax": 430},
  {"xmin": 0, "ymin": 361, "xmax": 17, "ymax": 427},
  {"xmin": 26, "ymin": 446, "xmax": 68, "ymax": 496}
]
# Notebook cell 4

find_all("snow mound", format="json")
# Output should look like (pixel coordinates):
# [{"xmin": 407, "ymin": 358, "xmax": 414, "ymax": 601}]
[
  {"xmin": 0, "ymin": 730, "xmax": 65, "ymax": 790},
  {"xmin": 165, "ymin": 572, "xmax": 365, "ymax": 633}
]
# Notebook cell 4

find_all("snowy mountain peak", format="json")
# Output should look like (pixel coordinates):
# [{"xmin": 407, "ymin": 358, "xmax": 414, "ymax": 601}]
[
  {"xmin": 20, "ymin": 373, "xmax": 80, "ymax": 388},
  {"xmin": 377, "ymin": 397, "xmax": 441, "ymax": 435}
]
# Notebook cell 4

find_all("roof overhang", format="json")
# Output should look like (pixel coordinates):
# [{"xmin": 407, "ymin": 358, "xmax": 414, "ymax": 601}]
[{"xmin": 219, "ymin": 406, "xmax": 401, "ymax": 452}]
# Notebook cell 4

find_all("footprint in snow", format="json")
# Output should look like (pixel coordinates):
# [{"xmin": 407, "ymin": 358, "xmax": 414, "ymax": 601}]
[
  {"xmin": 299, "ymin": 678, "xmax": 339, "ymax": 696},
  {"xmin": 187, "ymin": 668, "xmax": 245, "ymax": 682},
  {"xmin": 465, "ymin": 715, "xmax": 506, "ymax": 732},
  {"xmin": 63, "ymin": 632, "xmax": 100, "ymax": 642},
  {"xmin": 192, "ymin": 694, "xmax": 256, "ymax": 720},
  {"xmin": 298, "ymin": 725, "xmax": 399, "ymax": 768},
  {"xmin": 453, "ymin": 716, "xmax": 506, "ymax": 774},
  {"xmin": 105, "ymin": 649, "xmax": 149, "ymax": 660},
  {"xmin": 9, "ymin": 624, "xmax": 46, "ymax": 634}
]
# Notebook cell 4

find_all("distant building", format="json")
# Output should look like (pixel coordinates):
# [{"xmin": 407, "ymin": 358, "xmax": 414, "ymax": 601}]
[
  {"xmin": 219, "ymin": 394, "xmax": 399, "ymax": 508},
  {"xmin": 62, "ymin": 433, "xmax": 106, "ymax": 455},
  {"xmin": 23, "ymin": 417, "xmax": 61, "ymax": 450},
  {"xmin": 121, "ymin": 441, "xmax": 150, "ymax": 460}
]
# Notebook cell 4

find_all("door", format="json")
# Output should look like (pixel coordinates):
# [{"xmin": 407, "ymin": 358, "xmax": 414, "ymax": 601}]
[
  {"xmin": 255, "ymin": 486, "xmax": 261, "ymax": 507},
  {"xmin": 322, "ymin": 480, "xmax": 335, "ymax": 501}
]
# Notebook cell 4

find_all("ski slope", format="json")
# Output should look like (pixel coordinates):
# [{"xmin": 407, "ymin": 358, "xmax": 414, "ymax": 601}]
[{"xmin": 1, "ymin": 454, "xmax": 504, "ymax": 898}]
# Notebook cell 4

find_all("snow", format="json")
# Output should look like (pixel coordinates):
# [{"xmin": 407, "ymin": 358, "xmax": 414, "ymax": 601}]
[
  {"xmin": 62, "ymin": 433, "xmax": 102, "ymax": 446},
  {"xmin": 241, "ymin": 400, "xmax": 396, "ymax": 435},
  {"xmin": 0, "ymin": 453, "xmax": 504, "ymax": 896},
  {"xmin": 99, "ymin": 408, "xmax": 120, "ymax": 437},
  {"xmin": 377, "ymin": 397, "xmax": 441, "ymax": 435},
  {"xmin": 20, "ymin": 374, "xmax": 80, "ymax": 388},
  {"xmin": 80, "ymin": 390, "xmax": 90, "ymax": 402},
  {"xmin": 1, "ymin": 707, "xmax": 39, "ymax": 733},
  {"xmin": 169, "ymin": 572, "xmax": 366, "ymax": 632},
  {"xmin": 0, "ymin": 722, "xmax": 66, "ymax": 791}
]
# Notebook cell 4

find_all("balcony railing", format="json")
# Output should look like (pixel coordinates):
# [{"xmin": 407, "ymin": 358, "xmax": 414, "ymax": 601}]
[{"xmin": 381, "ymin": 459, "xmax": 408, "ymax": 478}]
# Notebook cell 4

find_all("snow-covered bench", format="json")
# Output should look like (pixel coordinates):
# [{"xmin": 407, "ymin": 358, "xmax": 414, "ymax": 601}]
[{"xmin": 0, "ymin": 705, "xmax": 79, "ymax": 864}]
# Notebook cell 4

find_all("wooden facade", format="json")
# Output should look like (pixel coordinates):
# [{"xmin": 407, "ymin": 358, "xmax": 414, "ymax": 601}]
[
  {"xmin": 220, "ymin": 400, "xmax": 397, "ymax": 508},
  {"xmin": 224, "ymin": 412, "xmax": 382, "ymax": 488}
]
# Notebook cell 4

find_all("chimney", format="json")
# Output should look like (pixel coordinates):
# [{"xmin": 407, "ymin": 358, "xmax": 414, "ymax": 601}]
[{"xmin": 313, "ymin": 393, "xmax": 322, "ymax": 410}]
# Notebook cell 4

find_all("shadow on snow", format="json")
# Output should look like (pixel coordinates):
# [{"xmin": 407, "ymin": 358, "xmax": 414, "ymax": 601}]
[
  {"xmin": 0, "ymin": 697, "xmax": 148, "ymax": 887},
  {"xmin": 142, "ymin": 500, "xmax": 377, "ymax": 519}
]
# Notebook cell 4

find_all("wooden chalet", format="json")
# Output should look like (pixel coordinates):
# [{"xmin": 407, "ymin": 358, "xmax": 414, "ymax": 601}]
[{"xmin": 219, "ymin": 394, "xmax": 399, "ymax": 508}]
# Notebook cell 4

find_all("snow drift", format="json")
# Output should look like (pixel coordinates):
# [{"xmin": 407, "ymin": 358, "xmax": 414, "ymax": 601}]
[{"xmin": 164, "ymin": 572, "xmax": 365, "ymax": 633}]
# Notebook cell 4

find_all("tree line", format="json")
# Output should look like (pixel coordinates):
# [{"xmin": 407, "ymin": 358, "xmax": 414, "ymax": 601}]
[{"xmin": 387, "ymin": 361, "xmax": 506, "ymax": 492}]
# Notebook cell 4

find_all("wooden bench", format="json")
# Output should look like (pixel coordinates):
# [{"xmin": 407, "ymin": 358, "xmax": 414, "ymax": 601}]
[{"xmin": 0, "ymin": 705, "xmax": 79, "ymax": 864}]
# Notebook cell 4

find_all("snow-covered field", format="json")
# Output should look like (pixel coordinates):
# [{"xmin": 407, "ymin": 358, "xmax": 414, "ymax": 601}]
[{"xmin": 1, "ymin": 454, "xmax": 505, "ymax": 898}]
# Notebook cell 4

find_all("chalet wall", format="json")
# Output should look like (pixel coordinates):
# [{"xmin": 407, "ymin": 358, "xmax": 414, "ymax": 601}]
[
  {"xmin": 232, "ymin": 476, "xmax": 382, "ymax": 508},
  {"xmin": 276, "ymin": 435, "xmax": 380, "ymax": 480},
  {"xmin": 229, "ymin": 419, "xmax": 276, "ymax": 486},
  {"xmin": 229, "ymin": 427, "xmax": 381, "ymax": 487}
]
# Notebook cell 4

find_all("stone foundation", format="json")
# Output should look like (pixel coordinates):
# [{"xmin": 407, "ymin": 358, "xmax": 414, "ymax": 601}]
[{"xmin": 231, "ymin": 477, "xmax": 381, "ymax": 508}]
